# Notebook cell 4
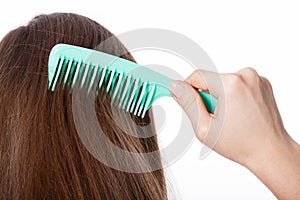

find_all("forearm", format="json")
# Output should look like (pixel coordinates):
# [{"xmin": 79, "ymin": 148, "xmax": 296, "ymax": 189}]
[
  {"xmin": 173, "ymin": 69, "xmax": 300, "ymax": 198},
  {"xmin": 246, "ymin": 132, "xmax": 300, "ymax": 200}
]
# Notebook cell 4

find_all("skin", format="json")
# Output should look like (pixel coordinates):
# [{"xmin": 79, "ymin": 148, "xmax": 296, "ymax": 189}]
[{"xmin": 168, "ymin": 67, "xmax": 300, "ymax": 200}]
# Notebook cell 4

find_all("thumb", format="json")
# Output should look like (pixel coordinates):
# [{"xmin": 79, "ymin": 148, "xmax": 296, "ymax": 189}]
[{"xmin": 168, "ymin": 80, "xmax": 211, "ymax": 142}]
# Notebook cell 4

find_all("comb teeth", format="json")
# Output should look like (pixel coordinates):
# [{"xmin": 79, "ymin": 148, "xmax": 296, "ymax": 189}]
[{"xmin": 49, "ymin": 57, "xmax": 156, "ymax": 118}]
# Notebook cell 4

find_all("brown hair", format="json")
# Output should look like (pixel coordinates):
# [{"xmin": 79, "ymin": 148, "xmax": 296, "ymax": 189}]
[{"xmin": 0, "ymin": 13, "xmax": 167, "ymax": 199}]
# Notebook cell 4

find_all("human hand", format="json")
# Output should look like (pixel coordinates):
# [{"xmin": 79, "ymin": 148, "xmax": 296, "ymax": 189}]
[
  {"xmin": 168, "ymin": 68, "xmax": 300, "ymax": 199},
  {"xmin": 168, "ymin": 67, "xmax": 291, "ymax": 167}
]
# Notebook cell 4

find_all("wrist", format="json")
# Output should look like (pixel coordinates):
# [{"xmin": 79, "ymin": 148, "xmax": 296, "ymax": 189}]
[
  {"xmin": 245, "ymin": 129, "xmax": 296, "ymax": 173},
  {"xmin": 244, "ymin": 130, "xmax": 300, "ymax": 199}
]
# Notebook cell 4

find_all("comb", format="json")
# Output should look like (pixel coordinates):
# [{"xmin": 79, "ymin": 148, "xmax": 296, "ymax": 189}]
[{"xmin": 48, "ymin": 44, "xmax": 217, "ymax": 118}]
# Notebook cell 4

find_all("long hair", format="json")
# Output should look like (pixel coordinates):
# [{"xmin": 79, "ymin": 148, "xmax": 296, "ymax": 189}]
[{"xmin": 0, "ymin": 13, "xmax": 167, "ymax": 199}]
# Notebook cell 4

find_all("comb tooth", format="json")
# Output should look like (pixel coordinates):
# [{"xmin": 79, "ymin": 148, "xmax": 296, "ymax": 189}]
[
  {"xmin": 110, "ymin": 71, "xmax": 119, "ymax": 94},
  {"xmin": 88, "ymin": 64, "xmax": 99, "ymax": 93},
  {"xmin": 111, "ymin": 72, "xmax": 123, "ymax": 104},
  {"xmin": 115, "ymin": 73, "xmax": 127, "ymax": 103},
  {"xmin": 129, "ymin": 79, "xmax": 141, "ymax": 113},
  {"xmin": 122, "ymin": 77, "xmax": 135, "ymax": 110},
  {"xmin": 80, "ymin": 62, "xmax": 90, "ymax": 89},
  {"xmin": 106, "ymin": 68, "xmax": 115, "ymax": 93},
  {"xmin": 98, "ymin": 65, "xmax": 107, "ymax": 89},
  {"xmin": 121, "ymin": 77, "xmax": 134, "ymax": 110},
  {"xmin": 134, "ymin": 82, "xmax": 147, "ymax": 116},
  {"xmin": 125, "ymin": 78, "xmax": 139, "ymax": 112},
  {"xmin": 119, "ymin": 75, "xmax": 131, "ymax": 108},
  {"xmin": 63, "ymin": 59, "xmax": 73, "ymax": 86},
  {"xmin": 141, "ymin": 84, "xmax": 156, "ymax": 118},
  {"xmin": 72, "ymin": 60, "xmax": 82, "ymax": 88},
  {"xmin": 137, "ymin": 82, "xmax": 149, "ymax": 117},
  {"xmin": 94, "ymin": 66, "xmax": 102, "ymax": 97},
  {"xmin": 51, "ymin": 57, "xmax": 64, "ymax": 91}
]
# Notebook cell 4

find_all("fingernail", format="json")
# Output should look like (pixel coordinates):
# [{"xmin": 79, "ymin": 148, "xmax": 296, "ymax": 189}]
[{"xmin": 168, "ymin": 81, "xmax": 186, "ymax": 101}]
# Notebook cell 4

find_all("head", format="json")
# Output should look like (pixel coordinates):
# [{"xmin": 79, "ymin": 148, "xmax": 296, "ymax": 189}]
[{"xmin": 0, "ymin": 13, "xmax": 166, "ymax": 199}]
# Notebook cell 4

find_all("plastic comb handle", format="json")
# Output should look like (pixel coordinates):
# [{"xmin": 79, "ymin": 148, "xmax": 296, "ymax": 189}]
[{"xmin": 198, "ymin": 90, "xmax": 217, "ymax": 113}]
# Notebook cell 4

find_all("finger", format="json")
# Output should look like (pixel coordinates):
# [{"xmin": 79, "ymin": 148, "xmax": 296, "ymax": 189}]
[
  {"xmin": 185, "ymin": 69, "xmax": 223, "ymax": 98},
  {"xmin": 260, "ymin": 76, "xmax": 274, "ymax": 95},
  {"xmin": 168, "ymin": 80, "xmax": 212, "ymax": 141},
  {"xmin": 236, "ymin": 67, "xmax": 260, "ymax": 85}
]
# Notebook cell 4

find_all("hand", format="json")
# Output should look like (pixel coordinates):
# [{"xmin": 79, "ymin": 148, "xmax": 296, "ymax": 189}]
[{"xmin": 168, "ymin": 68, "xmax": 300, "ymax": 199}]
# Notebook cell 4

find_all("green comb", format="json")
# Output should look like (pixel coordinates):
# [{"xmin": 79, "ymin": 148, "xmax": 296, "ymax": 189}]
[{"xmin": 48, "ymin": 44, "xmax": 217, "ymax": 118}]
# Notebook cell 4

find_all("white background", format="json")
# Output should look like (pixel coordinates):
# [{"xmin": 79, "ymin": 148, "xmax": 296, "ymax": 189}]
[{"xmin": 1, "ymin": 1, "xmax": 299, "ymax": 199}]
